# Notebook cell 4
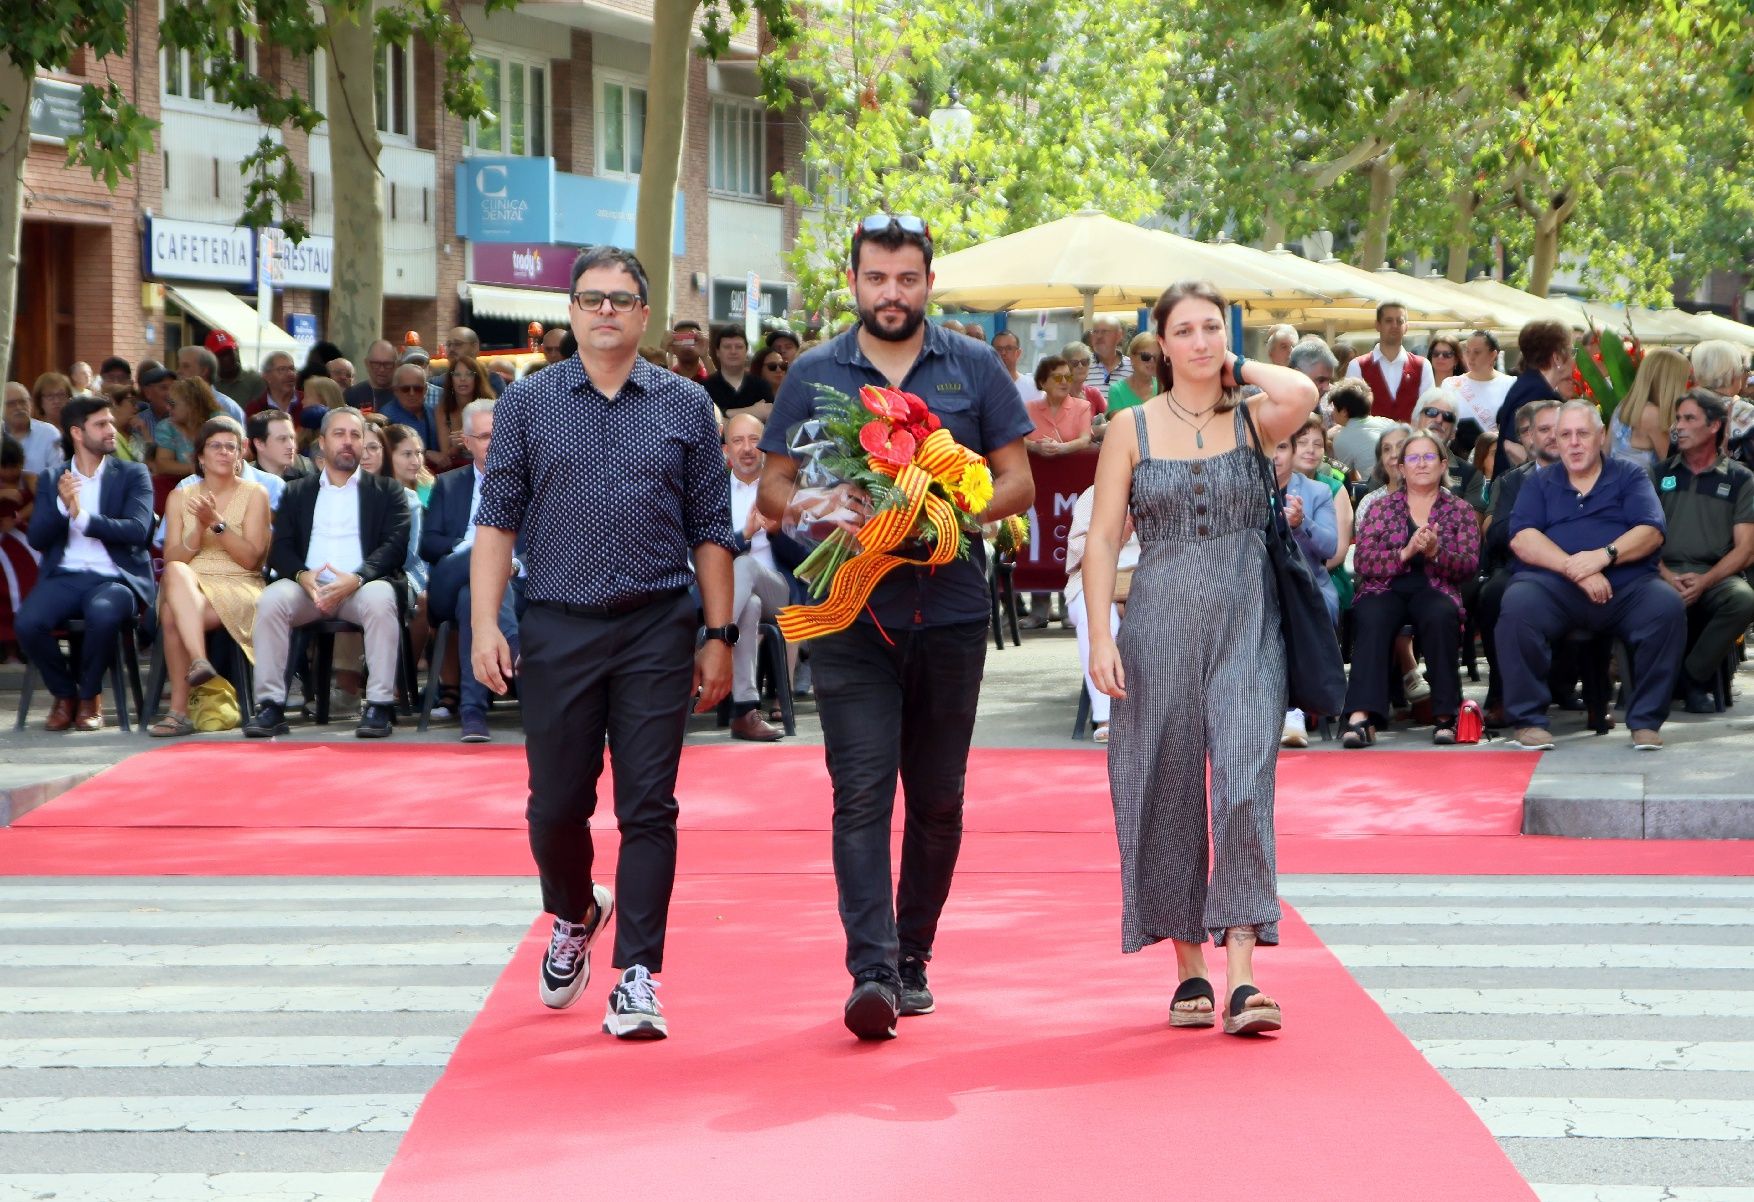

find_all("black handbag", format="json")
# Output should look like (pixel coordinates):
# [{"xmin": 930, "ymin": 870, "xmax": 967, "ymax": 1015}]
[{"xmin": 1241, "ymin": 405, "xmax": 1347, "ymax": 717}]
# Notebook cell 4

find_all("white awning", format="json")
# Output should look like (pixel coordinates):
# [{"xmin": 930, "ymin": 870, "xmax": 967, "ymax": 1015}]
[
  {"xmin": 163, "ymin": 285, "xmax": 301, "ymax": 362},
  {"xmin": 465, "ymin": 283, "xmax": 570, "ymax": 324}
]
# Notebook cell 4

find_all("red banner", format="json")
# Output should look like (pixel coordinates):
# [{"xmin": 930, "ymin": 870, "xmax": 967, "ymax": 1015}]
[{"xmin": 1010, "ymin": 450, "xmax": 1099, "ymax": 592}]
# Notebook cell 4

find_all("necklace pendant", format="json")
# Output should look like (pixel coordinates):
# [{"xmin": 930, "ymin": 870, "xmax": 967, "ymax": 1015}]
[{"xmin": 1195, "ymin": 430, "xmax": 1204, "ymax": 449}]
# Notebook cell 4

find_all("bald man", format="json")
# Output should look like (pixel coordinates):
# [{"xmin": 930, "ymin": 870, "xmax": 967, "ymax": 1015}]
[{"xmin": 724, "ymin": 411, "xmax": 790, "ymax": 742}]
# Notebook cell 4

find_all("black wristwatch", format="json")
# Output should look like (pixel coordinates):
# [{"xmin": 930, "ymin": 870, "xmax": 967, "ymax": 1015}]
[{"xmin": 702, "ymin": 624, "xmax": 740, "ymax": 646}]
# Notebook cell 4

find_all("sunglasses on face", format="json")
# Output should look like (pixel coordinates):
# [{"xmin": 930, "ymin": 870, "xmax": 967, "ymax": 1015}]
[
  {"xmin": 1066, "ymin": 357, "xmax": 1090, "ymax": 367},
  {"xmin": 1403, "ymin": 452, "xmax": 1441, "ymax": 466},
  {"xmin": 1135, "ymin": 352, "xmax": 1157, "ymax": 363},
  {"xmin": 1431, "ymin": 349, "xmax": 1457, "ymax": 359},
  {"xmin": 573, "ymin": 290, "xmax": 642, "ymax": 313},
  {"xmin": 762, "ymin": 360, "xmax": 788, "ymax": 373},
  {"xmin": 1420, "ymin": 407, "xmax": 1455, "ymax": 423},
  {"xmin": 394, "ymin": 384, "xmax": 426, "ymax": 394},
  {"xmin": 1047, "ymin": 372, "xmax": 1073, "ymax": 382}
]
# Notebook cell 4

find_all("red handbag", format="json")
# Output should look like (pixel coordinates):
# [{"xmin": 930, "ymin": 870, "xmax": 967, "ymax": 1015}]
[{"xmin": 1456, "ymin": 700, "xmax": 1484, "ymax": 745}]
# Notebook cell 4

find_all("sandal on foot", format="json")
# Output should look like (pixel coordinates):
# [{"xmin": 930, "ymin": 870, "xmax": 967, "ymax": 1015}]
[
  {"xmin": 1340, "ymin": 720, "xmax": 1374, "ymax": 749},
  {"xmin": 148, "ymin": 713, "xmax": 195, "ymax": 738},
  {"xmin": 1092, "ymin": 722, "xmax": 1110, "ymax": 744},
  {"xmin": 186, "ymin": 658, "xmax": 218, "ymax": 688},
  {"xmin": 1223, "ymin": 985, "xmax": 1282, "ymax": 1036},
  {"xmin": 1169, "ymin": 976, "xmax": 1216, "ymax": 1028},
  {"xmin": 1433, "ymin": 717, "xmax": 1457, "ymax": 745}
]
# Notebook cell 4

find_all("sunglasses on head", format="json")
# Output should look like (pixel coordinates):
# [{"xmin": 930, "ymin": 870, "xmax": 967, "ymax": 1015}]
[{"xmin": 849, "ymin": 214, "xmax": 933, "ymax": 261}]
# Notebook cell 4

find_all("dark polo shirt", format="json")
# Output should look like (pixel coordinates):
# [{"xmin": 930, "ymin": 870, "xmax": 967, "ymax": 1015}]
[
  {"xmin": 762, "ymin": 321, "xmax": 1034, "ymax": 629},
  {"xmin": 1652, "ymin": 453, "xmax": 1754, "ymax": 575},
  {"xmin": 1509, "ymin": 455, "xmax": 1666, "ymax": 589}
]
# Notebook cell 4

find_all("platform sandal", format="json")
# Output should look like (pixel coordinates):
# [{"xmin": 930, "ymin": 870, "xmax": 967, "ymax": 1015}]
[
  {"xmin": 1169, "ymin": 976, "xmax": 1216, "ymax": 1028},
  {"xmin": 1223, "ymin": 985, "xmax": 1282, "ymax": 1036},
  {"xmin": 1340, "ymin": 720, "xmax": 1374, "ymax": 749}
]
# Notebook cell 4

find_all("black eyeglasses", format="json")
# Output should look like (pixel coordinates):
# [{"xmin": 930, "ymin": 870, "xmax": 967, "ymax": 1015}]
[
  {"xmin": 1420, "ymin": 407, "xmax": 1456, "ymax": 423},
  {"xmin": 1135, "ymin": 352, "xmax": 1157, "ymax": 362},
  {"xmin": 572, "ymin": 290, "xmax": 642, "ymax": 313}
]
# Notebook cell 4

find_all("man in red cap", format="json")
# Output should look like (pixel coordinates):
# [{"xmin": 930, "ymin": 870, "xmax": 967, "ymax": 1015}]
[{"xmin": 204, "ymin": 330, "xmax": 264, "ymax": 409}]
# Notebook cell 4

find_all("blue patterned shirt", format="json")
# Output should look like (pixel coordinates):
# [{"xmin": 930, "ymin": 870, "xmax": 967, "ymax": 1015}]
[{"xmin": 474, "ymin": 354, "xmax": 737, "ymax": 607}]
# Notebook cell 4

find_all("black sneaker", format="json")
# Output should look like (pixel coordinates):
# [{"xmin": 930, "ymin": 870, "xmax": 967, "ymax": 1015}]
[
  {"xmin": 1684, "ymin": 683, "xmax": 1718, "ymax": 715},
  {"xmin": 898, "ymin": 955, "xmax": 935, "ymax": 1016},
  {"xmin": 603, "ymin": 965, "xmax": 668, "ymax": 1039},
  {"xmin": 844, "ymin": 978, "xmax": 900, "ymax": 1040},
  {"xmin": 356, "ymin": 702, "xmax": 395, "ymax": 739},
  {"xmin": 242, "ymin": 700, "xmax": 289, "ymax": 738},
  {"xmin": 539, "ymin": 883, "xmax": 615, "ymax": 1009}
]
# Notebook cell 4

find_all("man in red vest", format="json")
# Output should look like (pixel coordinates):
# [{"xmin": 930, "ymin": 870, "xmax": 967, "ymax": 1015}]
[{"xmin": 1345, "ymin": 302, "xmax": 1434, "ymax": 424}]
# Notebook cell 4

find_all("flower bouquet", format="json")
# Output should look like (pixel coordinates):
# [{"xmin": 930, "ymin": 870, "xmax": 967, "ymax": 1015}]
[
  {"xmin": 1574, "ymin": 328, "xmax": 1644, "ymax": 418},
  {"xmin": 777, "ymin": 384, "xmax": 994, "ymax": 642}
]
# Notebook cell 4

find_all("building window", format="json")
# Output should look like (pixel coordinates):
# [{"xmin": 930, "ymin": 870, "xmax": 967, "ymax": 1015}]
[
  {"xmin": 375, "ymin": 39, "xmax": 413, "ymax": 141},
  {"xmin": 710, "ymin": 98, "xmax": 766, "ymax": 200},
  {"xmin": 160, "ymin": 2, "xmax": 258, "ymax": 111},
  {"xmin": 467, "ymin": 49, "xmax": 548, "ymax": 157},
  {"xmin": 596, "ymin": 74, "xmax": 647, "ymax": 178}
]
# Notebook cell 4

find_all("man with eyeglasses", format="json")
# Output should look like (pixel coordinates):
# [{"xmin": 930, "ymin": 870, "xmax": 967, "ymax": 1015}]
[
  {"xmin": 345, "ymin": 340, "xmax": 404, "ymax": 413},
  {"xmin": 470, "ymin": 246, "xmax": 738, "ymax": 1042},
  {"xmin": 756, "ymin": 214, "xmax": 1036, "ymax": 1041},
  {"xmin": 379, "ymin": 364, "xmax": 439, "ymax": 450}
]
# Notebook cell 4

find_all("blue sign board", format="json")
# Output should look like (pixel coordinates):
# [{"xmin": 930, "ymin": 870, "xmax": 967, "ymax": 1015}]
[
  {"xmin": 455, "ymin": 157, "xmax": 685, "ymax": 254},
  {"xmin": 454, "ymin": 155, "xmax": 557, "ymax": 243},
  {"xmin": 287, "ymin": 313, "xmax": 319, "ymax": 346}
]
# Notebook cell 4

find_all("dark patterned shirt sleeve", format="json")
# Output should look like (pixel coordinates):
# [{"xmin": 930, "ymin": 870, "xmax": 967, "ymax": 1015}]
[
  {"xmin": 684, "ymin": 397, "xmax": 738, "ymax": 553},
  {"xmin": 475, "ymin": 381, "xmax": 530, "ymax": 532}
]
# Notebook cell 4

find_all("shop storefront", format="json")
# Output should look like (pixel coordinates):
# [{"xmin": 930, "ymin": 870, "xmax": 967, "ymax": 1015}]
[{"xmin": 143, "ymin": 216, "xmax": 332, "ymax": 363}]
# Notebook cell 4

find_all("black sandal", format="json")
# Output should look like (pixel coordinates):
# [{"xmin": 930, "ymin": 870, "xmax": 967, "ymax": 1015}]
[
  {"xmin": 1433, "ymin": 717, "xmax": 1457, "ymax": 745},
  {"xmin": 1223, "ymin": 985, "xmax": 1282, "ymax": 1036},
  {"xmin": 1169, "ymin": 976, "xmax": 1216, "ymax": 1029},
  {"xmin": 1340, "ymin": 720, "xmax": 1375, "ymax": 749}
]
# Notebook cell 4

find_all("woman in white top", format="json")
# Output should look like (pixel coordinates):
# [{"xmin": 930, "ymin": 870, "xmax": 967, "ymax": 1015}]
[
  {"xmin": 1442, "ymin": 330, "xmax": 1512, "ymax": 455},
  {"xmin": 1064, "ymin": 486, "xmax": 1139, "ymax": 743}
]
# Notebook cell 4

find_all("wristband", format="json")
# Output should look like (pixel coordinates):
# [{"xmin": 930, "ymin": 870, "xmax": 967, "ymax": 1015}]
[{"xmin": 1231, "ymin": 353, "xmax": 1247, "ymax": 383}]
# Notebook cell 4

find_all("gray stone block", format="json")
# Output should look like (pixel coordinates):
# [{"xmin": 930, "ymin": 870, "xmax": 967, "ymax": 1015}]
[{"xmin": 1643, "ymin": 795, "xmax": 1754, "ymax": 839}]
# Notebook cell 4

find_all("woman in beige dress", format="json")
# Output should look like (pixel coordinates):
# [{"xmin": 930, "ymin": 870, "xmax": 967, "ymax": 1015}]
[{"xmin": 150, "ymin": 417, "xmax": 271, "ymax": 736}]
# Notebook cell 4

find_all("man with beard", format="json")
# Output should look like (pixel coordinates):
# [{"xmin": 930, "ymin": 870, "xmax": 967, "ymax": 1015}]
[
  {"xmin": 243, "ymin": 406, "xmax": 410, "ymax": 739},
  {"xmin": 756, "ymin": 215, "xmax": 1035, "ymax": 1041},
  {"xmin": 17, "ymin": 397, "xmax": 156, "ymax": 731}
]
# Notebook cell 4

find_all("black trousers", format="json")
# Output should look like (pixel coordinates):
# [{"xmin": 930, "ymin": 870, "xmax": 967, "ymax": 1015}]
[
  {"xmin": 1343, "ymin": 577, "xmax": 1463, "ymax": 723},
  {"xmin": 811, "ymin": 619, "xmax": 987, "ymax": 987},
  {"xmin": 1477, "ymin": 569, "xmax": 1512, "ymax": 707},
  {"xmin": 1683, "ymin": 576, "xmax": 1754, "ymax": 686},
  {"xmin": 521, "ymin": 592, "xmax": 696, "ymax": 973}
]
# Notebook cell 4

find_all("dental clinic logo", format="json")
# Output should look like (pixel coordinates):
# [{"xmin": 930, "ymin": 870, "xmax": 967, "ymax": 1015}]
[
  {"xmin": 510, "ymin": 248, "xmax": 542, "ymax": 281},
  {"xmin": 475, "ymin": 165, "xmax": 529, "ymax": 226}
]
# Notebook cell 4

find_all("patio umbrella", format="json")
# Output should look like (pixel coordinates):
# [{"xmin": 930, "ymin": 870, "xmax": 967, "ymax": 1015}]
[
  {"xmin": 1456, "ymin": 277, "xmax": 1591, "ymax": 332},
  {"xmin": 1686, "ymin": 311, "xmax": 1754, "ymax": 350}
]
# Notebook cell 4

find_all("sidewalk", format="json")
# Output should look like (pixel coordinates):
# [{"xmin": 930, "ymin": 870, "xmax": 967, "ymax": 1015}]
[{"xmin": 3, "ymin": 632, "xmax": 1751, "ymax": 837}]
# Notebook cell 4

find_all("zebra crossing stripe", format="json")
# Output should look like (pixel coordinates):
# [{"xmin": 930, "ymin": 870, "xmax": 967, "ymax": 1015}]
[
  {"xmin": 1471, "ymin": 1096, "xmax": 1754, "ymax": 1141},
  {"xmin": 1322, "ymin": 944, "xmax": 1754, "ymax": 969},
  {"xmin": 0, "ymin": 985, "xmax": 492, "ymax": 1014},
  {"xmin": 1298, "ymin": 906, "xmax": 1754, "ymax": 927},
  {"xmin": 0, "ymin": 1036, "xmax": 459, "ymax": 1069},
  {"xmin": 0, "ymin": 910, "xmax": 536, "ymax": 930},
  {"xmin": 0, "ymin": 941, "xmax": 516, "ymax": 967},
  {"xmin": 0, "ymin": 1095, "xmax": 422, "ymax": 1134},
  {"xmin": 0, "ymin": 1173, "xmax": 381, "ymax": 1201},
  {"xmin": 1374, "ymin": 988, "xmax": 1754, "ymax": 1017},
  {"xmin": 1415, "ymin": 1039, "xmax": 1754, "ymax": 1072}
]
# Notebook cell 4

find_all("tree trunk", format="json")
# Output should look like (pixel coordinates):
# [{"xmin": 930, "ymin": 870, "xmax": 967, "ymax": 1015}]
[
  {"xmin": 323, "ymin": 4, "xmax": 385, "ymax": 361},
  {"xmin": 636, "ymin": 0, "xmax": 698, "ymax": 344},
  {"xmin": 1260, "ymin": 211, "xmax": 1287, "ymax": 250},
  {"xmin": 1357, "ymin": 157, "xmax": 1396, "ymax": 271},
  {"xmin": 0, "ymin": 59, "xmax": 34, "ymax": 385},
  {"xmin": 1528, "ymin": 218, "xmax": 1561, "ymax": 298},
  {"xmin": 1446, "ymin": 186, "xmax": 1478, "ymax": 282}
]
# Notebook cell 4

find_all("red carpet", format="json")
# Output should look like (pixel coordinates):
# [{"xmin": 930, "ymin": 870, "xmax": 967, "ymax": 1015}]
[{"xmin": 375, "ymin": 872, "xmax": 1535, "ymax": 1202}]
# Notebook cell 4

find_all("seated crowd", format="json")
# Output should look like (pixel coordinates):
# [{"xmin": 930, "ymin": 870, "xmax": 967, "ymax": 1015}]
[
  {"xmin": 4, "ymin": 319, "xmax": 815, "ymax": 742},
  {"xmin": 1060, "ymin": 302, "xmax": 1754, "ymax": 752}
]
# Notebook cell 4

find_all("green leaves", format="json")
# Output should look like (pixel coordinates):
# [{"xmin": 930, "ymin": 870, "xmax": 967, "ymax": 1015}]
[{"xmin": 65, "ymin": 81, "xmax": 158, "ymax": 190}]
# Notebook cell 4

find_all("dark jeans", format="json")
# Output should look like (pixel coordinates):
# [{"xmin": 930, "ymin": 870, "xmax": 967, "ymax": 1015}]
[
  {"xmin": 429, "ymin": 548, "xmax": 524, "ymax": 715},
  {"xmin": 520, "ymin": 592, "xmax": 696, "ymax": 973},
  {"xmin": 812, "ymin": 619, "xmax": 987, "ymax": 987},
  {"xmin": 1683, "ymin": 576, "xmax": 1754, "ymax": 686},
  {"xmin": 1343, "ymin": 576, "xmax": 1463, "ymax": 723},
  {"xmin": 1498, "ymin": 572, "xmax": 1685, "ymax": 732},
  {"xmin": 16, "ymin": 570, "xmax": 137, "ymax": 699},
  {"xmin": 1477, "ymin": 569, "xmax": 1512, "ymax": 707}
]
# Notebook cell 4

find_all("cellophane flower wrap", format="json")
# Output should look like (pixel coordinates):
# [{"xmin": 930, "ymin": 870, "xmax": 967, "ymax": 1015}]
[{"xmin": 778, "ymin": 384, "xmax": 995, "ymax": 641}]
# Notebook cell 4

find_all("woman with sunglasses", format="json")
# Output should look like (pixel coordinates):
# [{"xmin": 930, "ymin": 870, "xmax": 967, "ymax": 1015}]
[
  {"xmin": 1426, "ymin": 334, "xmax": 1465, "ymax": 380},
  {"xmin": 1104, "ymin": 333, "xmax": 1161, "ymax": 414},
  {"xmin": 435, "ymin": 356, "xmax": 494, "ymax": 472},
  {"xmin": 1340, "ymin": 430, "xmax": 1480, "ymax": 747},
  {"xmin": 757, "ymin": 349, "xmax": 789, "ymax": 392}
]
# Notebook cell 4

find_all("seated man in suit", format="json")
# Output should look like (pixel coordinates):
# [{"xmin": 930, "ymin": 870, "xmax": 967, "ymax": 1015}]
[
  {"xmin": 424, "ymin": 398, "xmax": 522, "ymax": 743},
  {"xmin": 245, "ymin": 406, "xmax": 410, "ymax": 739},
  {"xmin": 19, "ymin": 397, "xmax": 157, "ymax": 731}
]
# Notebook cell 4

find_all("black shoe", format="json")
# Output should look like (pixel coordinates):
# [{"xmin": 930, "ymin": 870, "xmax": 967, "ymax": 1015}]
[
  {"xmin": 844, "ymin": 979, "xmax": 900, "ymax": 1040},
  {"xmin": 356, "ymin": 702, "xmax": 395, "ymax": 739},
  {"xmin": 242, "ymin": 701, "xmax": 289, "ymax": 738},
  {"xmin": 1684, "ymin": 684, "xmax": 1718, "ymax": 715},
  {"xmin": 898, "ymin": 955, "xmax": 934, "ymax": 1016},
  {"xmin": 539, "ymin": 883, "xmax": 615, "ymax": 1009}
]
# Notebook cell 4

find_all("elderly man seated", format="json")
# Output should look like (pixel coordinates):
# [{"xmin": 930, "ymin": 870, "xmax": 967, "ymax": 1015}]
[
  {"xmin": 1652, "ymin": 389, "xmax": 1754, "ymax": 713},
  {"xmin": 722, "ymin": 412, "xmax": 790, "ymax": 741},
  {"xmin": 1498, "ymin": 400, "xmax": 1685, "ymax": 751}
]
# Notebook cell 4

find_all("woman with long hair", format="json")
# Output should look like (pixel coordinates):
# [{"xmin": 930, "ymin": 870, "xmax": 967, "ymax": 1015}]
[
  {"xmin": 1610, "ymin": 346, "xmax": 1692, "ymax": 471},
  {"xmin": 152, "ymin": 379, "xmax": 221, "ymax": 479},
  {"xmin": 1425, "ymin": 332, "xmax": 1465, "ymax": 381},
  {"xmin": 1085, "ymin": 278, "xmax": 1319, "ymax": 1036},
  {"xmin": 435, "ymin": 355, "xmax": 493, "ymax": 472}
]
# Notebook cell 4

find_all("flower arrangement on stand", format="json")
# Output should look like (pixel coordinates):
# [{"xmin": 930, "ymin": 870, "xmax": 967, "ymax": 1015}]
[
  {"xmin": 1574, "ymin": 327, "xmax": 1645, "ymax": 418},
  {"xmin": 779, "ymin": 384, "xmax": 994, "ymax": 642}
]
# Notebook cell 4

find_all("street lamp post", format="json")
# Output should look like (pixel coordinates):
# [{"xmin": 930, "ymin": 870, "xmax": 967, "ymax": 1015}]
[{"xmin": 928, "ymin": 91, "xmax": 973, "ymax": 152}]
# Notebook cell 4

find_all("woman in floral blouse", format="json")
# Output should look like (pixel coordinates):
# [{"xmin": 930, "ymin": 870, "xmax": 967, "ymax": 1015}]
[{"xmin": 1340, "ymin": 430, "xmax": 1480, "ymax": 747}]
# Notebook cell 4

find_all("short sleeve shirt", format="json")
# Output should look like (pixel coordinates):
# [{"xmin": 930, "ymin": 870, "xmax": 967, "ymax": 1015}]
[
  {"xmin": 1508, "ymin": 455, "xmax": 1666, "ymax": 588},
  {"xmin": 1652, "ymin": 454, "xmax": 1754, "ymax": 575},
  {"xmin": 761, "ymin": 322, "xmax": 1035, "ymax": 629}
]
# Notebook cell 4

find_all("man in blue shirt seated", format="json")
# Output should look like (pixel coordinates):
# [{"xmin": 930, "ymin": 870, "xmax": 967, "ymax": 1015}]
[{"xmin": 1499, "ymin": 400, "xmax": 1685, "ymax": 751}]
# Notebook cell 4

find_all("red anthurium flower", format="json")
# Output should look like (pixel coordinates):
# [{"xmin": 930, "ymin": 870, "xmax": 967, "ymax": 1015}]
[
  {"xmin": 905, "ymin": 395, "xmax": 929, "ymax": 424},
  {"xmin": 859, "ymin": 420, "xmax": 916, "ymax": 467},
  {"xmin": 859, "ymin": 385, "xmax": 911, "ymax": 423}
]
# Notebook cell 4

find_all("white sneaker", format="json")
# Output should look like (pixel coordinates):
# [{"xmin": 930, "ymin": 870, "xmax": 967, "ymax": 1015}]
[
  {"xmin": 1280, "ymin": 709, "xmax": 1309, "ymax": 749},
  {"xmin": 1402, "ymin": 669, "xmax": 1432, "ymax": 703},
  {"xmin": 603, "ymin": 964, "xmax": 668, "ymax": 1040},
  {"xmin": 538, "ymin": 883, "xmax": 615, "ymax": 1009}
]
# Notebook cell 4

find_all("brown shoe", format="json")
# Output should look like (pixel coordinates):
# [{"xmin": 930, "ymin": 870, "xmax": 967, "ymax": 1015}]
[
  {"xmin": 730, "ymin": 708, "xmax": 783, "ymax": 742},
  {"xmin": 1511, "ymin": 725, "xmax": 1555, "ymax": 751},
  {"xmin": 73, "ymin": 697, "xmax": 103, "ymax": 732},
  {"xmin": 43, "ymin": 697, "xmax": 76, "ymax": 732},
  {"xmin": 1631, "ymin": 728, "xmax": 1663, "ymax": 751}
]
